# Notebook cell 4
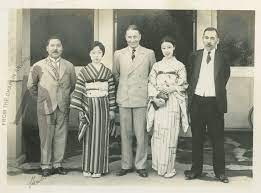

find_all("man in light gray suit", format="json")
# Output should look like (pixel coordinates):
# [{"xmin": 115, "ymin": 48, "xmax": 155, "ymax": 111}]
[
  {"xmin": 113, "ymin": 25, "xmax": 156, "ymax": 177},
  {"xmin": 27, "ymin": 36, "xmax": 76, "ymax": 177}
]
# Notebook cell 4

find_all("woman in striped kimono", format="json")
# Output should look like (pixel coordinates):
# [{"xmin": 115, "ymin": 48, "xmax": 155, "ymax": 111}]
[
  {"xmin": 70, "ymin": 41, "xmax": 116, "ymax": 178},
  {"xmin": 147, "ymin": 36, "xmax": 189, "ymax": 178}
]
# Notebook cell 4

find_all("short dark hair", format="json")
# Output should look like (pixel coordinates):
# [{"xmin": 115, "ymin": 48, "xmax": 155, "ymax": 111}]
[
  {"xmin": 203, "ymin": 27, "xmax": 219, "ymax": 38},
  {"xmin": 160, "ymin": 36, "xmax": 176, "ymax": 47},
  {"xmin": 46, "ymin": 35, "xmax": 63, "ymax": 47},
  {"xmin": 126, "ymin": 24, "xmax": 141, "ymax": 34},
  {"xmin": 90, "ymin": 41, "xmax": 105, "ymax": 56}
]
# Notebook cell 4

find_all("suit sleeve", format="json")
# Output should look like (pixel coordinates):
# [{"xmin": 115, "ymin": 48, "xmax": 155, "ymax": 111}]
[
  {"xmin": 186, "ymin": 52, "xmax": 194, "ymax": 85},
  {"xmin": 149, "ymin": 50, "xmax": 156, "ymax": 72},
  {"xmin": 27, "ymin": 65, "xmax": 39, "ymax": 97},
  {"xmin": 112, "ymin": 51, "xmax": 120, "ymax": 84},
  {"xmin": 70, "ymin": 64, "xmax": 77, "ymax": 93},
  {"xmin": 224, "ymin": 58, "xmax": 231, "ymax": 85}
]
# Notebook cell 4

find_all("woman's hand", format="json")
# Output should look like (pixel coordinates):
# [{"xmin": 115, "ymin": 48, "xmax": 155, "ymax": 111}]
[
  {"xmin": 158, "ymin": 86, "xmax": 172, "ymax": 95},
  {"xmin": 153, "ymin": 97, "xmax": 166, "ymax": 107},
  {"xmin": 109, "ymin": 111, "xmax": 115, "ymax": 120},
  {"xmin": 160, "ymin": 86, "xmax": 177, "ymax": 94}
]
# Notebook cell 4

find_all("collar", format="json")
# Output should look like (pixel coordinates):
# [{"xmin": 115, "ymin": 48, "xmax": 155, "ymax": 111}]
[
  {"xmin": 162, "ymin": 56, "xmax": 177, "ymax": 63},
  {"xmin": 48, "ymin": 56, "xmax": 61, "ymax": 63},
  {"xmin": 128, "ymin": 45, "xmax": 140, "ymax": 53},
  {"xmin": 203, "ymin": 49, "xmax": 216, "ymax": 56}
]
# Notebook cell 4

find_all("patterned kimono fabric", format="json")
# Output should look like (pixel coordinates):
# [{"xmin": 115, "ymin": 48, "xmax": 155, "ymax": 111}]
[
  {"xmin": 70, "ymin": 63, "xmax": 116, "ymax": 174},
  {"xmin": 148, "ymin": 57, "xmax": 188, "ymax": 176}
]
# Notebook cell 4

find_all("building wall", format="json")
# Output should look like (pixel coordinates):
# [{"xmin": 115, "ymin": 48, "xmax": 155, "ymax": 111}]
[{"xmin": 226, "ymin": 70, "xmax": 254, "ymax": 129}]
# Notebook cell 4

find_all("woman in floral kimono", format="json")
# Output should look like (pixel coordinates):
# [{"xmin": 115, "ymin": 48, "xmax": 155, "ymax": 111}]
[
  {"xmin": 147, "ymin": 36, "xmax": 189, "ymax": 178},
  {"xmin": 70, "ymin": 41, "xmax": 116, "ymax": 178}
]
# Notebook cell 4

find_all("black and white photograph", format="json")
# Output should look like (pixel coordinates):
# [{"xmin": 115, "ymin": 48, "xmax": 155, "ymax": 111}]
[{"xmin": 0, "ymin": 0, "xmax": 260, "ymax": 193}]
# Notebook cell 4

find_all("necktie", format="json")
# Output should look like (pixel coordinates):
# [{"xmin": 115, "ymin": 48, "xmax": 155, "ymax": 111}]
[
  {"xmin": 53, "ymin": 62, "xmax": 59, "ymax": 79},
  {"xmin": 206, "ymin": 51, "xmax": 211, "ymax": 64},
  {"xmin": 131, "ymin": 49, "xmax": 136, "ymax": 61}
]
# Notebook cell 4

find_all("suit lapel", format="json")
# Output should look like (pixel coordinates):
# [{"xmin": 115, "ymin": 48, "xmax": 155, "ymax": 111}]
[
  {"xmin": 128, "ymin": 46, "xmax": 146, "ymax": 75},
  {"xmin": 59, "ymin": 59, "xmax": 67, "ymax": 80},
  {"xmin": 120, "ymin": 48, "xmax": 132, "ymax": 75}
]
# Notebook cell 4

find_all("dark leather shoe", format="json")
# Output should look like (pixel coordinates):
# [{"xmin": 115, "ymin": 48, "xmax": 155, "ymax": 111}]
[
  {"xmin": 42, "ymin": 169, "xmax": 52, "ymax": 177},
  {"xmin": 136, "ymin": 169, "xmax": 148, "ymax": 177},
  {"xmin": 184, "ymin": 170, "xmax": 201, "ymax": 180},
  {"xmin": 216, "ymin": 174, "xmax": 229, "ymax": 183},
  {"xmin": 184, "ymin": 170, "xmax": 191, "ymax": 176},
  {"xmin": 54, "ymin": 167, "xmax": 67, "ymax": 175},
  {"xmin": 116, "ymin": 168, "xmax": 134, "ymax": 176}
]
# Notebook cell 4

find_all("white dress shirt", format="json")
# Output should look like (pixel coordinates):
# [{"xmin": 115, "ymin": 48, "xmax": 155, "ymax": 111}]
[
  {"xmin": 128, "ymin": 45, "xmax": 140, "ymax": 53},
  {"xmin": 195, "ymin": 49, "xmax": 216, "ymax": 97}
]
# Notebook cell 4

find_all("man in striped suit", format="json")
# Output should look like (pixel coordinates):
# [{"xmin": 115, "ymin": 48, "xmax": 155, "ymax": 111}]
[{"xmin": 27, "ymin": 36, "xmax": 76, "ymax": 177}]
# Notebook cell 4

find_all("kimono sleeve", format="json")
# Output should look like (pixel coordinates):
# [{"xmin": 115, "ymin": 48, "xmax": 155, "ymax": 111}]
[
  {"xmin": 70, "ymin": 69, "xmax": 86, "ymax": 112},
  {"xmin": 108, "ymin": 72, "xmax": 117, "ymax": 111},
  {"xmin": 148, "ymin": 63, "xmax": 159, "ymax": 98},
  {"xmin": 175, "ymin": 64, "xmax": 189, "ymax": 93}
]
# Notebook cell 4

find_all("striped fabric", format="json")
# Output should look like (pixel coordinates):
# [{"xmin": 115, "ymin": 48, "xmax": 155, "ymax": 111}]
[
  {"xmin": 151, "ymin": 94, "xmax": 181, "ymax": 175},
  {"xmin": 148, "ymin": 57, "xmax": 189, "ymax": 176},
  {"xmin": 70, "ymin": 63, "xmax": 116, "ymax": 113},
  {"xmin": 82, "ymin": 97, "xmax": 110, "ymax": 174},
  {"xmin": 78, "ymin": 113, "xmax": 90, "ymax": 142},
  {"xmin": 70, "ymin": 63, "xmax": 116, "ymax": 174}
]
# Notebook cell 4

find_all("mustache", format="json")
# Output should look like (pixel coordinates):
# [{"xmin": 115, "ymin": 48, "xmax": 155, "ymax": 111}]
[{"xmin": 52, "ymin": 50, "xmax": 59, "ymax": 53}]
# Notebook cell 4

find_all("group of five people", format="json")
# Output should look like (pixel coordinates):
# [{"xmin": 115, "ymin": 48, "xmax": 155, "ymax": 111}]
[{"xmin": 27, "ymin": 24, "xmax": 230, "ymax": 183}]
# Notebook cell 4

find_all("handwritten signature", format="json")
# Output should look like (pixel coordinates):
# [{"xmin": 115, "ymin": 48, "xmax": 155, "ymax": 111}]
[{"xmin": 28, "ymin": 175, "xmax": 45, "ymax": 188}]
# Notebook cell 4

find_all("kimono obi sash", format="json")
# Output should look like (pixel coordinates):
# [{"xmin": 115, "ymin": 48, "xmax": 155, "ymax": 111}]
[{"xmin": 85, "ymin": 80, "xmax": 109, "ymax": 97}]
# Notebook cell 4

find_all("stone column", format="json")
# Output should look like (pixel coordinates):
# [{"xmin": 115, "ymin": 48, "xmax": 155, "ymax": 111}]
[
  {"xmin": 196, "ymin": 10, "xmax": 217, "ymax": 49},
  {"xmin": 7, "ymin": 9, "xmax": 30, "ymax": 167},
  {"xmin": 97, "ymin": 9, "xmax": 114, "ymax": 69}
]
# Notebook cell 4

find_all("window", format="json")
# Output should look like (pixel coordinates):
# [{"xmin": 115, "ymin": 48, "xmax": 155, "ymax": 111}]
[
  {"xmin": 217, "ymin": 10, "xmax": 255, "ymax": 66},
  {"xmin": 30, "ymin": 9, "xmax": 94, "ymax": 66}
]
